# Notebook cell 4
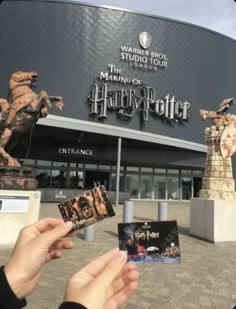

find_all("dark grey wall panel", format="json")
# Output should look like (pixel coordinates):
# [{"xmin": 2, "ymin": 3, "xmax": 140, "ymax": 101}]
[{"xmin": 0, "ymin": 0, "xmax": 235, "ymax": 145}]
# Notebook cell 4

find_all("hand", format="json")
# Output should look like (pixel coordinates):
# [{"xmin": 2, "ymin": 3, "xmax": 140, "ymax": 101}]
[
  {"xmin": 4, "ymin": 218, "xmax": 74, "ymax": 299},
  {"xmin": 63, "ymin": 248, "xmax": 139, "ymax": 309}
]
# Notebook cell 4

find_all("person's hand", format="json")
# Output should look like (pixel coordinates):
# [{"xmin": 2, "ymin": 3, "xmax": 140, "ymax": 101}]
[
  {"xmin": 4, "ymin": 218, "xmax": 74, "ymax": 300},
  {"xmin": 63, "ymin": 248, "xmax": 138, "ymax": 309}
]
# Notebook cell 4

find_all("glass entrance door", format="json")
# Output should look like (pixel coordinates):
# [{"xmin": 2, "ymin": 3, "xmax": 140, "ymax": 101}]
[{"xmin": 85, "ymin": 171, "xmax": 110, "ymax": 190}]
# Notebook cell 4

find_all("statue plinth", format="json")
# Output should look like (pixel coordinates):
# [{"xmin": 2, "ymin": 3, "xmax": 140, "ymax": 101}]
[
  {"xmin": 0, "ymin": 166, "xmax": 37, "ymax": 190},
  {"xmin": 190, "ymin": 198, "xmax": 236, "ymax": 243}
]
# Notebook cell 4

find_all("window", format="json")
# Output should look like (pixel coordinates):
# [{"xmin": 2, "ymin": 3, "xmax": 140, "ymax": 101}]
[
  {"xmin": 154, "ymin": 168, "xmax": 166, "ymax": 173},
  {"xmin": 141, "ymin": 167, "xmax": 153, "ymax": 173},
  {"xmin": 52, "ymin": 161, "xmax": 67, "ymax": 167},
  {"xmin": 153, "ymin": 175, "xmax": 166, "ymax": 199},
  {"xmin": 111, "ymin": 173, "xmax": 124, "ymax": 191},
  {"xmin": 36, "ymin": 160, "xmax": 51, "ymax": 166},
  {"xmin": 127, "ymin": 166, "xmax": 139, "ymax": 172},
  {"xmin": 85, "ymin": 164, "xmax": 97, "ymax": 169},
  {"xmin": 167, "ymin": 176, "xmax": 179, "ymax": 200},
  {"xmin": 23, "ymin": 159, "xmax": 35, "ymax": 166},
  {"xmin": 181, "ymin": 177, "xmax": 192, "ymax": 200},
  {"xmin": 112, "ymin": 166, "xmax": 124, "ymax": 171},
  {"xmin": 36, "ymin": 169, "xmax": 50, "ymax": 188},
  {"xmin": 98, "ymin": 165, "xmax": 111, "ymax": 170},
  {"xmin": 193, "ymin": 170, "xmax": 203, "ymax": 176},
  {"xmin": 140, "ymin": 174, "xmax": 153, "ymax": 199},
  {"xmin": 181, "ymin": 170, "xmax": 192, "ymax": 175},
  {"xmin": 167, "ymin": 169, "xmax": 179, "ymax": 174},
  {"xmin": 51, "ymin": 168, "xmax": 66, "ymax": 188},
  {"xmin": 126, "ymin": 174, "xmax": 139, "ymax": 198}
]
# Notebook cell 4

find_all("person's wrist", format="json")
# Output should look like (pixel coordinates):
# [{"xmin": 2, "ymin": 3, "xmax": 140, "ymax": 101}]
[
  {"xmin": 4, "ymin": 262, "xmax": 27, "ymax": 299},
  {"xmin": 0, "ymin": 266, "xmax": 27, "ymax": 308}
]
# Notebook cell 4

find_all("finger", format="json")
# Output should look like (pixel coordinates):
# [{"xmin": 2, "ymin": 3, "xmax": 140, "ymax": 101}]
[
  {"xmin": 10, "ymin": 220, "xmax": 62, "ymax": 250},
  {"xmin": 80, "ymin": 248, "xmax": 119, "ymax": 278},
  {"xmin": 40, "ymin": 221, "xmax": 73, "ymax": 247},
  {"xmin": 46, "ymin": 243, "xmax": 74, "ymax": 262},
  {"xmin": 46, "ymin": 250, "xmax": 62, "ymax": 262},
  {"xmin": 49, "ymin": 239, "xmax": 74, "ymax": 251},
  {"xmin": 106, "ymin": 280, "xmax": 138, "ymax": 309},
  {"xmin": 89, "ymin": 251, "xmax": 127, "ymax": 291},
  {"xmin": 106, "ymin": 267, "xmax": 139, "ymax": 299},
  {"xmin": 31, "ymin": 218, "xmax": 65, "ymax": 233}
]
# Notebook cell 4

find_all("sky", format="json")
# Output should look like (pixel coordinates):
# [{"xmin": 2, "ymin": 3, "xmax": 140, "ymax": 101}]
[{"xmin": 78, "ymin": 0, "xmax": 236, "ymax": 40}]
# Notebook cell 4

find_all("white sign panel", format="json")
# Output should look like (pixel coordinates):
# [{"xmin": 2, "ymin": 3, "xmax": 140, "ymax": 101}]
[{"xmin": 0, "ymin": 195, "xmax": 29, "ymax": 213}]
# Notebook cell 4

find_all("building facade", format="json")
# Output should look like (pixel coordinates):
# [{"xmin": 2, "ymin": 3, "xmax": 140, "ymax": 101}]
[{"xmin": 0, "ymin": 0, "xmax": 235, "ymax": 202}]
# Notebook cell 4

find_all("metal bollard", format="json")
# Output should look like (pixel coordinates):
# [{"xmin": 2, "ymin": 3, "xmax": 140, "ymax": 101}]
[
  {"xmin": 158, "ymin": 201, "xmax": 168, "ymax": 221},
  {"xmin": 123, "ymin": 200, "xmax": 133, "ymax": 223},
  {"xmin": 84, "ymin": 225, "xmax": 95, "ymax": 241}
]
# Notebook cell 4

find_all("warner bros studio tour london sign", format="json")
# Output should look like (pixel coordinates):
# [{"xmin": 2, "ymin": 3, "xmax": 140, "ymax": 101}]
[{"xmin": 88, "ymin": 32, "xmax": 191, "ymax": 124}]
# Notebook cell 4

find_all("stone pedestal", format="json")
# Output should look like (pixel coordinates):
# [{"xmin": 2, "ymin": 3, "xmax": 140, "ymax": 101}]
[
  {"xmin": 0, "ymin": 167, "xmax": 37, "ymax": 190},
  {"xmin": 0, "ymin": 190, "xmax": 41, "ymax": 247},
  {"xmin": 190, "ymin": 198, "xmax": 236, "ymax": 242}
]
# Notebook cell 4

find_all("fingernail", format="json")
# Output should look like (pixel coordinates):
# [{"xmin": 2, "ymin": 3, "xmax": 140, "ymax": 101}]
[
  {"xmin": 115, "ymin": 251, "xmax": 127, "ymax": 264},
  {"xmin": 64, "ymin": 221, "xmax": 73, "ymax": 228}
]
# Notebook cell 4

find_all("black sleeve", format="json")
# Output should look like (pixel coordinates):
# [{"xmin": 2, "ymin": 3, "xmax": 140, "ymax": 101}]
[
  {"xmin": 0, "ymin": 266, "xmax": 27, "ymax": 308},
  {"xmin": 58, "ymin": 302, "xmax": 87, "ymax": 309}
]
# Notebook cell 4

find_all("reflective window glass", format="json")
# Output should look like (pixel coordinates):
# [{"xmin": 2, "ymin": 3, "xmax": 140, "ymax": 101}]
[
  {"xmin": 51, "ymin": 168, "xmax": 66, "ymax": 188},
  {"xmin": 70, "ymin": 163, "xmax": 77, "ymax": 168},
  {"xmin": 154, "ymin": 168, "xmax": 166, "ymax": 173},
  {"xmin": 126, "ymin": 167, "xmax": 139, "ymax": 172},
  {"xmin": 167, "ymin": 169, "xmax": 179, "ymax": 174},
  {"xmin": 193, "ymin": 170, "xmax": 203, "ymax": 175},
  {"xmin": 112, "ymin": 166, "xmax": 124, "ymax": 171},
  {"xmin": 98, "ymin": 165, "xmax": 111, "ymax": 170},
  {"xmin": 111, "ymin": 173, "xmax": 124, "ymax": 191},
  {"xmin": 36, "ymin": 169, "xmax": 50, "ymax": 188},
  {"xmin": 23, "ymin": 159, "xmax": 35, "ymax": 166},
  {"xmin": 53, "ymin": 161, "xmax": 67, "ymax": 167},
  {"xmin": 181, "ymin": 177, "xmax": 192, "ymax": 200},
  {"xmin": 69, "ymin": 171, "xmax": 77, "ymax": 188},
  {"xmin": 141, "ymin": 167, "xmax": 153, "ymax": 173},
  {"xmin": 85, "ymin": 164, "xmax": 97, "ymax": 169},
  {"xmin": 126, "ymin": 174, "xmax": 139, "ymax": 198},
  {"xmin": 167, "ymin": 176, "xmax": 179, "ymax": 200},
  {"xmin": 153, "ymin": 175, "xmax": 166, "ymax": 199},
  {"xmin": 77, "ymin": 171, "xmax": 84, "ymax": 189},
  {"xmin": 181, "ymin": 170, "xmax": 192, "ymax": 175},
  {"xmin": 140, "ymin": 175, "xmax": 153, "ymax": 199},
  {"xmin": 37, "ymin": 160, "xmax": 51, "ymax": 166}
]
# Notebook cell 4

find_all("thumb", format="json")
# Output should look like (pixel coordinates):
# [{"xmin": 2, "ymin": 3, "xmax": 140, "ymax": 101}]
[
  {"xmin": 92, "ymin": 251, "xmax": 127, "ymax": 289},
  {"xmin": 41, "ymin": 221, "xmax": 73, "ymax": 247}
]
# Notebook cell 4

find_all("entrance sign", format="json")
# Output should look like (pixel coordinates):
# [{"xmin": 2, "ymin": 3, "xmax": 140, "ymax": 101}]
[
  {"xmin": 58, "ymin": 148, "xmax": 94, "ymax": 156},
  {"xmin": 120, "ymin": 32, "xmax": 169, "ymax": 71}
]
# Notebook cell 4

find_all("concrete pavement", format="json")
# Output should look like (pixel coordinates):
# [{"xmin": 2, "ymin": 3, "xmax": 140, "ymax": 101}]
[{"xmin": 1, "ymin": 201, "xmax": 236, "ymax": 309}]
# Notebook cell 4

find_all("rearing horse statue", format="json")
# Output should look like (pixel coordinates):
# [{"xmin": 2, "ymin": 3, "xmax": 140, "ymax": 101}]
[{"xmin": 0, "ymin": 71, "xmax": 63, "ymax": 167}]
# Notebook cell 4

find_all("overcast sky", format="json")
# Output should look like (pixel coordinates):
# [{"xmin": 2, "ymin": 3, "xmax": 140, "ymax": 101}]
[{"xmin": 79, "ymin": 0, "xmax": 236, "ymax": 40}]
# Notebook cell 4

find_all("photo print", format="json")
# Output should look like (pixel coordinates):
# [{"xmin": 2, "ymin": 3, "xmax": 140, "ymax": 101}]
[
  {"xmin": 58, "ymin": 185, "xmax": 115, "ymax": 232},
  {"xmin": 118, "ymin": 221, "xmax": 181, "ymax": 264}
]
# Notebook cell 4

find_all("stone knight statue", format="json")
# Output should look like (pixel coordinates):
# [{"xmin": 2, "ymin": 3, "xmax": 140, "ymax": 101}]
[{"xmin": 199, "ymin": 98, "xmax": 236, "ymax": 199}]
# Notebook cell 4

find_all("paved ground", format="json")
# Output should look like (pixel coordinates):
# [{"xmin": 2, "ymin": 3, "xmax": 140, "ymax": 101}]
[{"xmin": 1, "ymin": 201, "xmax": 236, "ymax": 309}]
